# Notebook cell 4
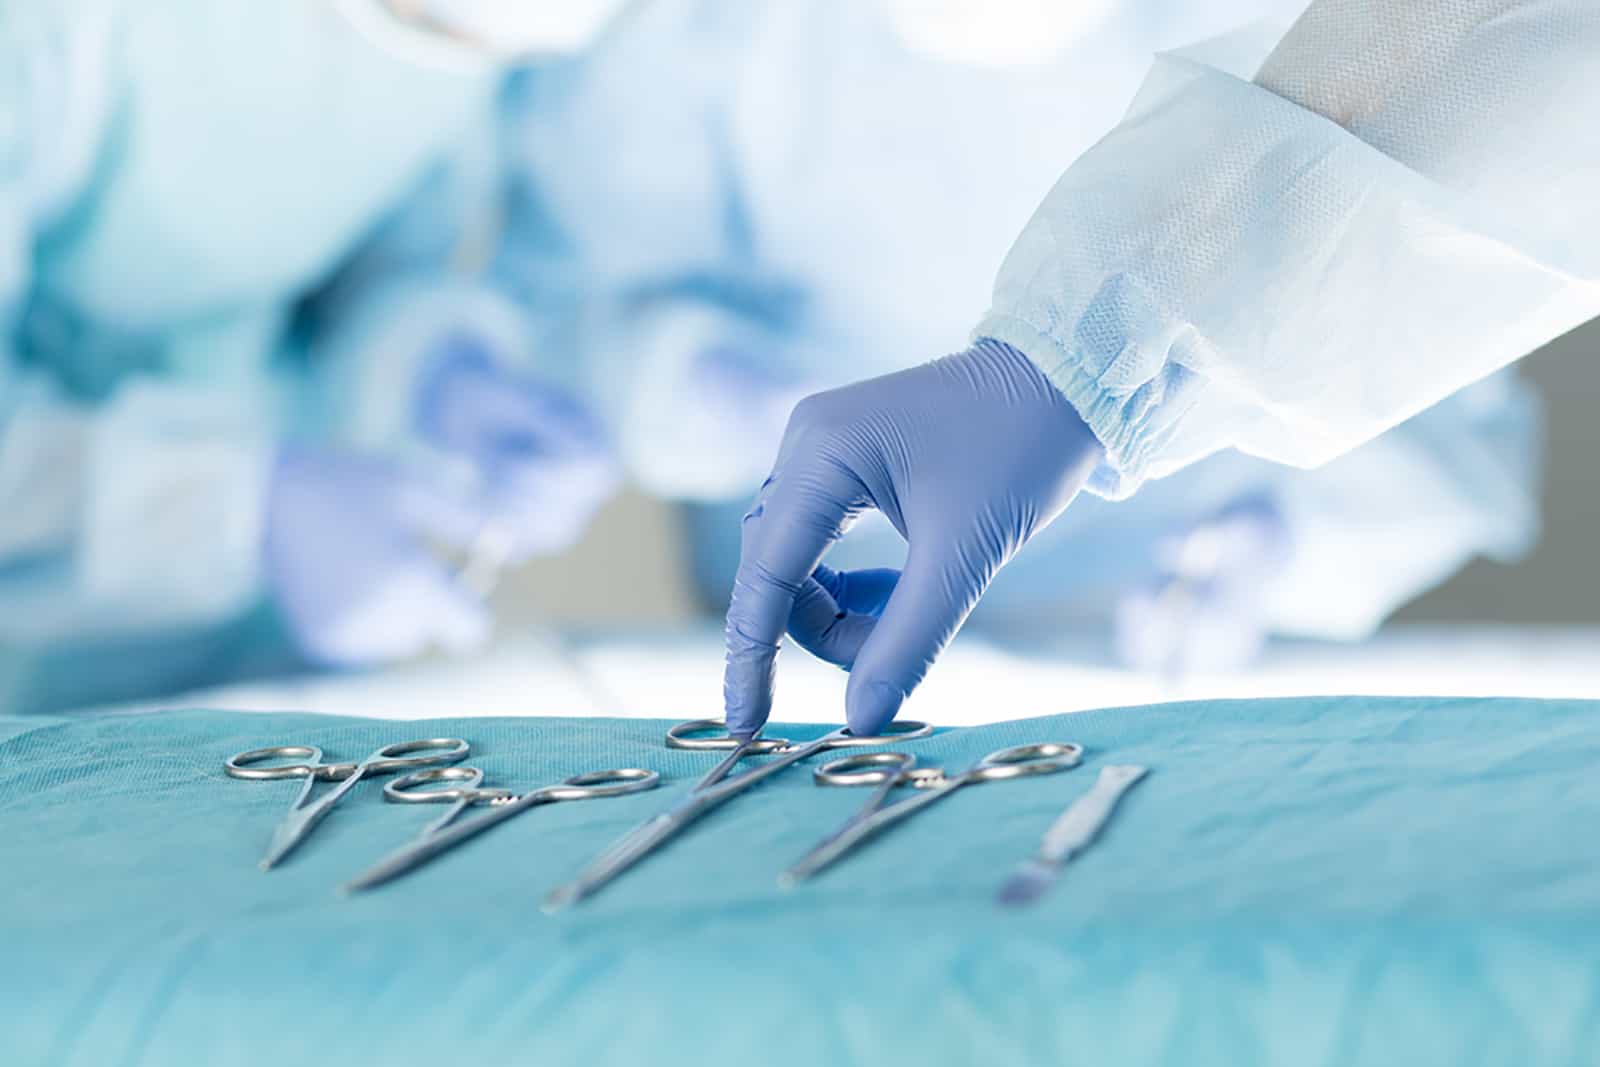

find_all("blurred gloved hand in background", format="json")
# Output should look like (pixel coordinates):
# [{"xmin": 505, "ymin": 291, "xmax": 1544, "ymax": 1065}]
[
  {"xmin": 722, "ymin": 338, "xmax": 1104, "ymax": 739},
  {"xmin": 1113, "ymin": 495, "xmax": 1291, "ymax": 679},
  {"xmin": 269, "ymin": 338, "xmax": 619, "ymax": 666},
  {"xmin": 413, "ymin": 336, "xmax": 621, "ymax": 560},
  {"xmin": 266, "ymin": 447, "xmax": 492, "ymax": 666}
]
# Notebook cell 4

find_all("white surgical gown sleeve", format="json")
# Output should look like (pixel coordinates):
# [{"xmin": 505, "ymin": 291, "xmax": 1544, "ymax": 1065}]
[
  {"xmin": 0, "ymin": 13, "xmax": 274, "ymax": 630},
  {"xmin": 976, "ymin": 0, "xmax": 1600, "ymax": 499}
]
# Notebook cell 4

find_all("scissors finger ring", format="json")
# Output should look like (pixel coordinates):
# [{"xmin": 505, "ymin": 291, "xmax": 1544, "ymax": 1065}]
[
  {"xmin": 665, "ymin": 719, "xmax": 790, "ymax": 753},
  {"xmin": 225, "ymin": 745, "xmax": 352, "ymax": 781}
]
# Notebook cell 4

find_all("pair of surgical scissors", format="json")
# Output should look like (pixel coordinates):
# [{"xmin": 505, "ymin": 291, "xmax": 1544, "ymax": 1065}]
[
  {"xmin": 542, "ymin": 717, "xmax": 934, "ymax": 911},
  {"xmin": 779, "ymin": 742, "xmax": 1084, "ymax": 886},
  {"xmin": 343, "ymin": 763, "xmax": 661, "ymax": 893},
  {"xmin": 226, "ymin": 739, "xmax": 470, "ymax": 869}
]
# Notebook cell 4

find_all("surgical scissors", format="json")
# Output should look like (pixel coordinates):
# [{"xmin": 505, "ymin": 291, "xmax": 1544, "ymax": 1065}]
[
  {"xmin": 779, "ymin": 742, "xmax": 1083, "ymax": 886},
  {"xmin": 343, "ymin": 764, "xmax": 662, "ymax": 893},
  {"xmin": 542, "ymin": 717, "xmax": 934, "ymax": 911},
  {"xmin": 225, "ymin": 739, "xmax": 470, "ymax": 870}
]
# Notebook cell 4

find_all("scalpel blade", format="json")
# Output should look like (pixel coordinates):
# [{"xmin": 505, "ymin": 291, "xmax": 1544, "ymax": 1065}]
[{"xmin": 996, "ymin": 764, "xmax": 1148, "ymax": 908}]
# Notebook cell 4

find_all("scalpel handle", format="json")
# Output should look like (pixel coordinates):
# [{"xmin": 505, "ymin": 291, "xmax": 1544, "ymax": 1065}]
[{"xmin": 1037, "ymin": 764, "xmax": 1148, "ymax": 863}]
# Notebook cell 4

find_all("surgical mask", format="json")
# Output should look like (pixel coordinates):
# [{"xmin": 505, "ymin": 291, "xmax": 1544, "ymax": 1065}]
[
  {"xmin": 377, "ymin": 0, "xmax": 629, "ymax": 55},
  {"xmin": 883, "ymin": 0, "xmax": 1116, "ymax": 67},
  {"xmin": 339, "ymin": 0, "xmax": 630, "ymax": 68}
]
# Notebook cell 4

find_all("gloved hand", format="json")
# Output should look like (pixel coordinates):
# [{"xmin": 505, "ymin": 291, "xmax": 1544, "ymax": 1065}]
[
  {"xmin": 723, "ymin": 338, "xmax": 1104, "ymax": 738},
  {"xmin": 269, "ymin": 340, "xmax": 620, "ymax": 667},
  {"xmin": 413, "ymin": 336, "xmax": 620, "ymax": 561},
  {"xmin": 265, "ymin": 447, "xmax": 497, "ymax": 666},
  {"xmin": 1113, "ymin": 495, "xmax": 1291, "ymax": 677}
]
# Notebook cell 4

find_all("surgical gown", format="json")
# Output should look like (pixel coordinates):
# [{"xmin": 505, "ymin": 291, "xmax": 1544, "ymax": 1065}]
[
  {"xmin": 498, "ymin": 0, "xmax": 1543, "ymax": 642},
  {"xmin": 0, "ymin": 0, "xmax": 499, "ymax": 711},
  {"xmin": 976, "ymin": 0, "xmax": 1600, "ymax": 499}
]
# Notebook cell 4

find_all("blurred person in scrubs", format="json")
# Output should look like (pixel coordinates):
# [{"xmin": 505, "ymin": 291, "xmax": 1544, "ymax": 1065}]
[
  {"xmin": 0, "ymin": 1, "xmax": 624, "ymax": 713},
  {"xmin": 494, "ymin": 0, "xmax": 1539, "ymax": 684}
]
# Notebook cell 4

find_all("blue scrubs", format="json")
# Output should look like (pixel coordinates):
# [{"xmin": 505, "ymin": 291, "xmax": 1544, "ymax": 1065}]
[{"xmin": 0, "ymin": 0, "xmax": 498, "ymax": 710}]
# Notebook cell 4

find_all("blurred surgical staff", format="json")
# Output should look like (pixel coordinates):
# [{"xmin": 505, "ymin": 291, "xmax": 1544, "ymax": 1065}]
[
  {"xmin": 708, "ymin": 0, "xmax": 1599, "ymax": 737},
  {"xmin": 488, "ymin": 2, "xmax": 1538, "ymax": 680},
  {"xmin": 0, "ymin": 1, "xmax": 622, "ymax": 713}
]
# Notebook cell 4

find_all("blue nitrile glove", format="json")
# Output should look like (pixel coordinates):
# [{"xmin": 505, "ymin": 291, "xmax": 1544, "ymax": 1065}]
[
  {"xmin": 1113, "ymin": 495, "xmax": 1292, "ymax": 677},
  {"xmin": 722, "ymin": 338, "xmax": 1104, "ymax": 738},
  {"xmin": 268, "ymin": 341, "xmax": 619, "ymax": 667},
  {"xmin": 414, "ymin": 337, "xmax": 621, "ymax": 561},
  {"xmin": 265, "ymin": 447, "xmax": 497, "ymax": 666}
]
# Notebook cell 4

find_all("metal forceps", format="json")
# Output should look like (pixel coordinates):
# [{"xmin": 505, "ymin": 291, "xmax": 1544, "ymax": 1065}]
[
  {"xmin": 779, "ymin": 742, "xmax": 1084, "ymax": 886},
  {"xmin": 225, "ymin": 739, "xmax": 470, "ymax": 869},
  {"xmin": 542, "ymin": 717, "xmax": 934, "ymax": 911},
  {"xmin": 344, "ymin": 763, "xmax": 662, "ymax": 893}
]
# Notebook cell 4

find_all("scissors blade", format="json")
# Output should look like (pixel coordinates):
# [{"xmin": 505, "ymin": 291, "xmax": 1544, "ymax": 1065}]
[
  {"xmin": 543, "ymin": 737, "xmax": 815, "ymax": 910},
  {"xmin": 548, "ymin": 729, "xmax": 876, "ymax": 909},
  {"xmin": 543, "ymin": 810, "xmax": 684, "ymax": 912},
  {"xmin": 342, "ymin": 828, "xmax": 463, "ymax": 894},
  {"xmin": 258, "ymin": 771, "xmax": 365, "ymax": 870},
  {"xmin": 781, "ymin": 778, "xmax": 955, "ymax": 886},
  {"xmin": 259, "ymin": 805, "xmax": 325, "ymax": 870},
  {"xmin": 777, "ymin": 780, "xmax": 898, "ymax": 889},
  {"xmin": 344, "ymin": 793, "xmax": 537, "ymax": 893}
]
